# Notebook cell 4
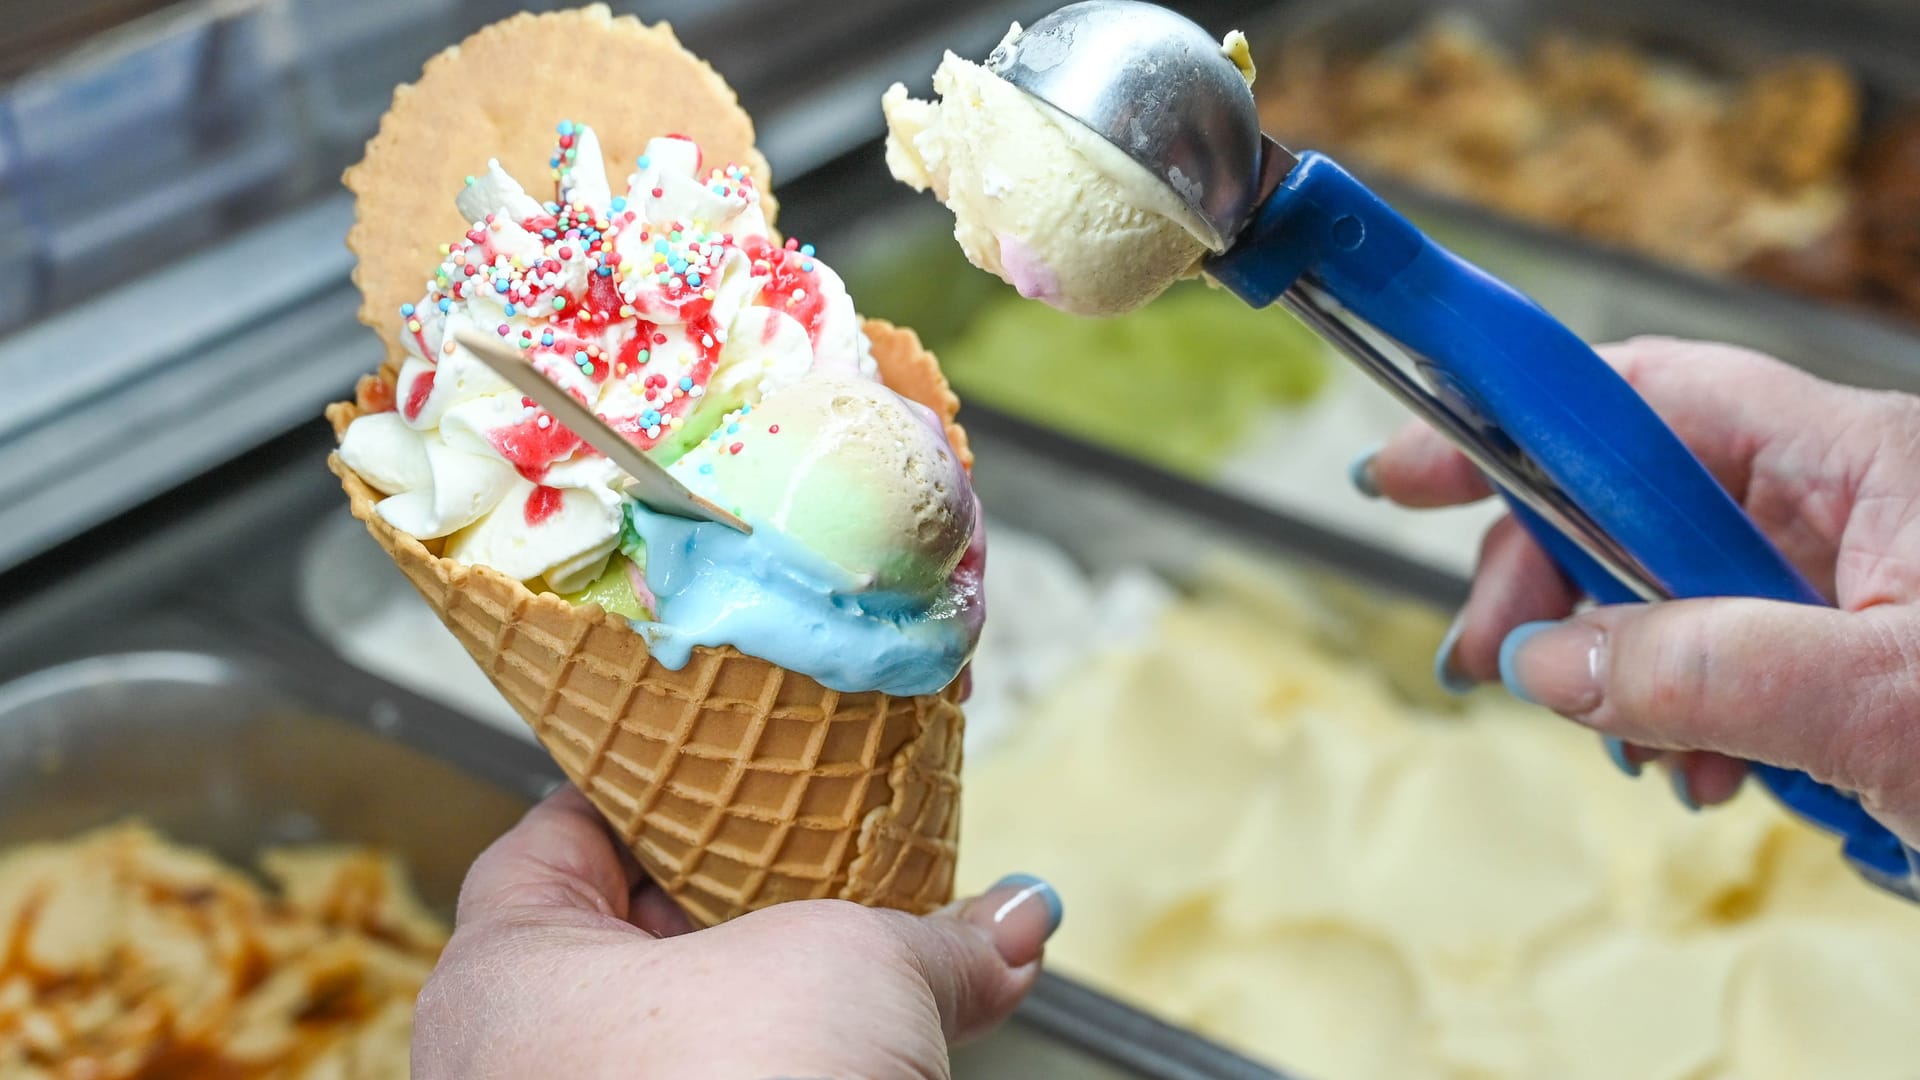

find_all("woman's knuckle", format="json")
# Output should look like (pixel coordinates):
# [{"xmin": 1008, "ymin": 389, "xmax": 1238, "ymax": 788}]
[
  {"xmin": 799, "ymin": 898, "xmax": 914, "ymax": 954},
  {"xmin": 1612, "ymin": 604, "xmax": 1714, "ymax": 723},
  {"xmin": 1826, "ymin": 618, "xmax": 1920, "ymax": 795}
]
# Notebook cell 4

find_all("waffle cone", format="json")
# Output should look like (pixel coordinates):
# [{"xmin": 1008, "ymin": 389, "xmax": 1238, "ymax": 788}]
[
  {"xmin": 329, "ymin": 321, "xmax": 964, "ymax": 927},
  {"xmin": 330, "ymin": 9, "xmax": 971, "ymax": 925}
]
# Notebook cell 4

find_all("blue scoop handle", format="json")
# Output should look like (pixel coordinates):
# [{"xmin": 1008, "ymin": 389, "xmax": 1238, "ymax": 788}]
[{"xmin": 1209, "ymin": 152, "xmax": 1920, "ymax": 896}]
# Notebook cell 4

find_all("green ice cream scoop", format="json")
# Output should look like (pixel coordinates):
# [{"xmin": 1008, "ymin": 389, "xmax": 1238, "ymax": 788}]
[{"xmin": 672, "ymin": 375, "xmax": 974, "ymax": 597}]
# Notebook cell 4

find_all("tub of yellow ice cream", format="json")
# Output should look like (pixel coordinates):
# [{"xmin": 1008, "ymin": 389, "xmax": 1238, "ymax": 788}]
[{"xmin": 948, "ymin": 446, "xmax": 1920, "ymax": 1080}]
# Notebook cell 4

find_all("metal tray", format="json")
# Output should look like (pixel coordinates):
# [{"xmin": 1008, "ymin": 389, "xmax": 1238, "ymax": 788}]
[
  {"xmin": 0, "ymin": 598, "xmax": 1288, "ymax": 1079},
  {"xmin": 0, "ymin": 619, "xmax": 557, "ymax": 909},
  {"xmin": 1235, "ymin": 0, "xmax": 1920, "ymax": 394}
]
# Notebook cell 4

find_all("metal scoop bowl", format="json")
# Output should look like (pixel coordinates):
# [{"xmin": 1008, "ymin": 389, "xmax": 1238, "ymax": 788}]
[{"xmin": 987, "ymin": 0, "xmax": 1275, "ymax": 251}]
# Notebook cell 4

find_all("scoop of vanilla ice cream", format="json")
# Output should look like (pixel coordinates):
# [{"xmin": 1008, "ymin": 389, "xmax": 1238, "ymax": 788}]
[
  {"xmin": 672, "ymin": 376, "xmax": 972, "ymax": 597},
  {"xmin": 883, "ymin": 30, "xmax": 1215, "ymax": 316}
]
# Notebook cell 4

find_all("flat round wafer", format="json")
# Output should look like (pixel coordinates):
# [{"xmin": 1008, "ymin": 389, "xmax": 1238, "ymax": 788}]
[{"xmin": 345, "ymin": 3, "xmax": 775, "ymax": 371}]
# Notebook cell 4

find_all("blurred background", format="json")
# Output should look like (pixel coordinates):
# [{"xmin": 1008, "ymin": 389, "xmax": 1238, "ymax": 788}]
[{"xmin": 6, "ymin": 1, "xmax": 1920, "ymax": 1078}]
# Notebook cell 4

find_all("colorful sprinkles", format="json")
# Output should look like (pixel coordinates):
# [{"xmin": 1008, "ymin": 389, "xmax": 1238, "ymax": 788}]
[{"xmin": 397, "ymin": 121, "xmax": 835, "ymax": 481}]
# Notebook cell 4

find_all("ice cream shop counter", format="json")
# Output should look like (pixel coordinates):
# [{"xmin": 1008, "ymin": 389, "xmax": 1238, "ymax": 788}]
[{"xmin": 8, "ymin": 0, "xmax": 1920, "ymax": 1078}]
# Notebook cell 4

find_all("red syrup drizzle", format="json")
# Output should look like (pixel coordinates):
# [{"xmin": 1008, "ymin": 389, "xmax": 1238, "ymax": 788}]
[
  {"xmin": 741, "ymin": 236, "xmax": 827, "ymax": 346},
  {"xmin": 585, "ymin": 270, "xmax": 623, "ymax": 323},
  {"xmin": 598, "ymin": 284, "xmax": 724, "ymax": 448},
  {"xmin": 401, "ymin": 370, "xmax": 435, "ymax": 421},
  {"xmin": 362, "ymin": 379, "xmax": 395, "ymax": 414},
  {"xmin": 423, "ymin": 140, "xmax": 810, "ymax": 485},
  {"xmin": 487, "ymin": 396, "xmax": 586, "ymax": 483},
  {"xmin": 523, "ymin": 484, "xmax": 564, "ymax": 526},
  {"xmin": 480, "ymin": 272, "xmax": 629, "ymax": 477}
]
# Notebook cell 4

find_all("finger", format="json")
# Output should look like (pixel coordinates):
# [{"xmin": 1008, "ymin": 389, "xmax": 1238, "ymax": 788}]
[
  {"xmin": 1498, "ymin": 600, "xmax": 1920, "ymax": 837},
  {"xmin": 1690, "ymin": 753, "xmax": 1750, "ymax": 806},
  {"xmin": 1593, "ymin": 337, "xmax": 1855, "ymax": 501},
  {"xmin": 1594, "ymin": 738, "xmax": 1710, "ymax": 794},
  {"xmin": 888, "ymin": 874, "xmax": 1063, "ymax": 1043},
  {"xmin": 1437, "ymin": 516, "xmax": 1580, "ymax": 690},
  {"xmin": 1598, "ymin": 338, "xmax": 1874, "ymax": 593},
  {"xmin": 1365, "ymin": 419, "xmax": 1494, "ymax": 508},
  {"xmin": 1433, "ymin": 524, "xmax": 1665, "ymax": 771},
  {"xmin": 456, "ymin": 786, "xmax": 637, "ymax": 929},
  {"xmin": 1367, "ymin": 339, "xmax": 1872, "ymax": 593},
  {"xmin": 611, "ymin": 833, "xmax": 645, "ymax": 884},
  {"xmin": 1669, "ymin": 751, "xmax": 1748, "ymax": 810},
  {"xmin": 1606, "ymin": 737, "xmax": 1669, "ymax": 779},
  {"xmin": 630, "ymin": 880, "xmax": 697, "ymax": 938},
  {"xmin": 1362, "ymin": 338, "xmax": 1843, "ymax": 509}
]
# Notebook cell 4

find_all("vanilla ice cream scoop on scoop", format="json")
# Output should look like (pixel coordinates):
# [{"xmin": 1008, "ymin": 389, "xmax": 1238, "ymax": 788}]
[
  {"xmin": 883, "ymin": 25, "xmax": 1243, "ymax": 316},
  {"xmin": 338, "ymin": 121, "xmax": 981, "ymax": 695}
]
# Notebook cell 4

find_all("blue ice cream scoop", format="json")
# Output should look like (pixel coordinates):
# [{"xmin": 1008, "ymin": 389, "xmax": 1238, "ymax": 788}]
[{"xmin": 988, "ymin": 0, "xmax": 1920, "ymax": 899}]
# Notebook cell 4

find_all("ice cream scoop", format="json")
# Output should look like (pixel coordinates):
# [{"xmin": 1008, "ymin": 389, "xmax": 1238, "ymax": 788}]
[
  {"xmin": 625, "ymin": 376, "xmax": 982, "ymax": 696},
  {"xmin": 893, "ymin": 0, "xmax": 1920, "ymax": 898},
  {"xmin": 883, "ymin": 39, "xmax": 1224, "ymax": 316},
  {"xmin": 673, "ymin": 376, "xmax": 973, "ymax": 597},
  {"xmin": 972, "ymin": 2, "xmax": 1265, "ymax": 252}
]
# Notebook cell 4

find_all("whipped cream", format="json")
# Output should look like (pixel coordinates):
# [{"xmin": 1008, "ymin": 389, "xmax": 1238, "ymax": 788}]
[{"xmin": 341, "ymin": 122, "xmax": 872, "ymax": 591}]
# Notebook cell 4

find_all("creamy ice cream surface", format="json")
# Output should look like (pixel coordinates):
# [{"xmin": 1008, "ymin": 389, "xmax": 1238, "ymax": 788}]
[
  {"xmin": 619, "ymin": 374, "xmax": 984, "ymax": 695},
  {"xmin": 883, "ymin": 26, "xmax": 1223, "ymax": 316},
  {"xmin": 960, "ymin": 554, "xmax": 1920, "ymax": 1080},
  {"xmin": 673, "ymin": 376, "xmax": 973, "ymax": 596},
  {"xmin": 339, "ymin": 121, "xmax": 981, "ymax": 695}
]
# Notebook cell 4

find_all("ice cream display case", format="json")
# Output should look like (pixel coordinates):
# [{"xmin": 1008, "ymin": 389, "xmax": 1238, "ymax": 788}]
[
  {"xmin": 0, "ymin": 426, "xmax": 1310, "ymax": 1078},
  {"xmin": 287, "ymin": 149, "xmax": 1920, "ymax": 1080},
  {"xmin": 6, "ymin": 0, "xmax": 1920, "ymax": 1077},
  {"xmin": 1249, "ymin": 0, "xmax": 1920, "ymax": 333},
  {"xmin": 13, "ymin": 380, "xmax": 1920, "ymax": 1080}
]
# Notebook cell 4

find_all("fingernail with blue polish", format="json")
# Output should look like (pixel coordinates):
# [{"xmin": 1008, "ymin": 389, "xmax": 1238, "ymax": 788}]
[
  {"xmin": 1349, "ymin": 448, "xmax": 1382, "ymax": 499},
  {"xmin": 1433, "ymin": 613, "xmax": 1476, "ymax": 696},
  {"xmin": 991, "ymin": 873, "xmax": 1063, "ymax": 933},
  {"xmin": 1669, "ymin": 767, "xmax": 1700, "ymax": 813},
  {"xmin": 966, "ymin": 873, "xmax": 1063, "ymax": 966},
  {"xmin": 1498, "ymin": 622, "xmax": 1555, "ymax": 705},
  {"xmin": 1603, "ymin": 736, "xmax": 1641, "ymax": 779}
]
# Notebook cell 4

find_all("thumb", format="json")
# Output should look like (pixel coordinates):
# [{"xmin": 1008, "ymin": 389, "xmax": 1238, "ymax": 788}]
[
  {"xmin": 455, "ymin": 785, "xmax": 637, "ymax": 930},
  {"xmin": 883, "ymin": 874, "xmax": 1063, "ymax": 1044},
  {"xmin": 1499, "ymin": 599, "xmax": 1920, "ymax": 814},
  {"xmin": 417, "ymin": 788, "xmax": 645, "ymax": 1079}
]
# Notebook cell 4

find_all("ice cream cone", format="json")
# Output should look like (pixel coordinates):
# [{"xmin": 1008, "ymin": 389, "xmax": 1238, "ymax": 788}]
[
  {"xmin": 329, "ymin": 320, "xmax": 965, "ymax": 927},
  {"xmin": 328, "ymin": 7, "xmax": 972, "ymax": 925}
]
